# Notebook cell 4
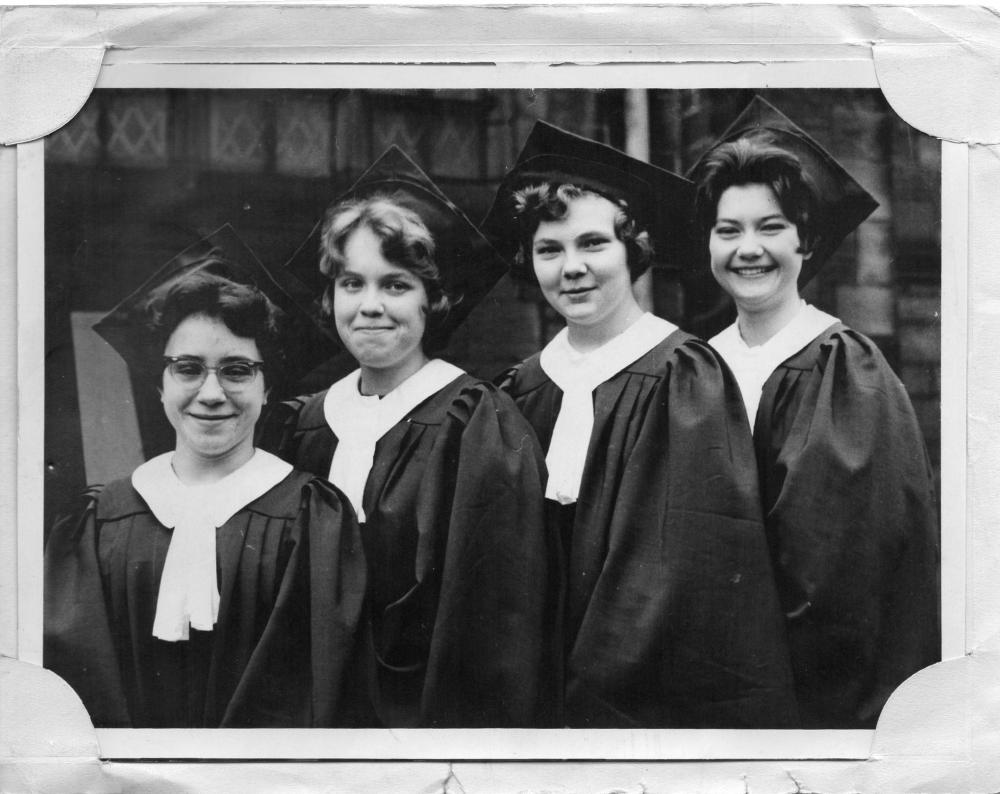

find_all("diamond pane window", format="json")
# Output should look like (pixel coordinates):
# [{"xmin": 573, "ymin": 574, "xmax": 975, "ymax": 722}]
[
  {"xmin": 209, "ymin": 96, "xmax": 268, "ymax": 172},
  {"xmin": 429, "ymin": 115, "xmax": 480, "ymax": 179},
  {"xmin": 46, "ymin": 103, "xmax": 101, "ymax": 165},
  {"xmin": 276, "ymin": 97, "xmax": 331, "ymax": 178},
  {"xmin": 107, "ymin": 92, "xmax": 168, "ymax": 168},
  {"xmin": 374, "ymin": 109, "xmax": 425, "ymax": 157}
]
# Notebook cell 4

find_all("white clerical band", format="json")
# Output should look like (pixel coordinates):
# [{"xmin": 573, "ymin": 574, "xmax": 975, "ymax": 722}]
[
  {"xmin": 324, "ymin": 359, "xmax": 464, "ymax": 523},
  {"xmin": 540, "ymin": 313, "xmax": 676, "ymax": 505},
  {"xmin": 132, "ymin": 449, "xmax": 292, "ymax": 642},
  {"xmin": 709, "ymin": 301, "xmax": 839, "ymax": 426}
]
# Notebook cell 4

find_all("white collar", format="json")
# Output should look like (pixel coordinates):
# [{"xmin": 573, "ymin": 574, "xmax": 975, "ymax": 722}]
[
  {"xmin": 539, "ymin": 313, "xmax": 676, "ymax": 504},
  {"xmin": 710, "ymin": 301, "xmax": 839, "ymax": 425},
  {"xmin": 132, "ymin": 449, "xmax": 292, "ymax": 641},
  {"xmin": 324, "ymin": 359, "xmax": 464, "ymax": 521},
  {"xmin": 539, "ymin": 312, "xmax": 677, "ymax": 388}
]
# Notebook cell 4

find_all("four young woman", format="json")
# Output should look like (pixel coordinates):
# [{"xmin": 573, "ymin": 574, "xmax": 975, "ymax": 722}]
[{"xmin": 44, "ymin": 98, "xmax": 940, "ymax": 730}]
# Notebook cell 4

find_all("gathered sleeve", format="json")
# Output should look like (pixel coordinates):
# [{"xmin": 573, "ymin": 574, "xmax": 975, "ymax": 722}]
[
  {"xmin": 757, "ymin": 327, "xmax": 940, "ymax": 727},
  {"xmin": 413, "ymin": 383, "xmax": 562, "ymax": 727},
  {"xmin": 568, "ymin": 336, "xmax": 798, "ymax": 728},
  {"xmin": 662, "ymin": 340, "xmax": 798, "ymax": 727},
  {"xmin": 303, "ymin": 478, "xmax": 369, "ymax": 727},
  {"xmin": 44, "ymin": 487, "xmax": 133, "ymax": 728},
  {"xmin": 45, "ymin": 473, "xmax": 368, "ymax": 729},
  {"xmin": 260, "ymin": 379, "xmax": 561, "ymax": 727},
  {"xmin": 220, "ymin": 475, "xmax": 367, "ymax": 728}
]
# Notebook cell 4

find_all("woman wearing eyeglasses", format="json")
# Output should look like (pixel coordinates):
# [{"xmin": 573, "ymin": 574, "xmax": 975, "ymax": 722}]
[
  {"xmin": 44, "ymin": 228, "xmax": 367, "ymax": 728},
  {"xmin": 257, "ymin": 147, "xmax": 559, "ymax": 728}
]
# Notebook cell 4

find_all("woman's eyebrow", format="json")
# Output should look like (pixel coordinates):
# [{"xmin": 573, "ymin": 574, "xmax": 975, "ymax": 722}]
[
  {"xmin": 165, "ymin": 355, "xmax": 253, "ymax": 363},
  {"xmin": 715, "ymin": 214, "xmax": 786, "ymax": 224},
  {"xmin": 379, "ymin": 271, "xmax": 419, "ymax": 283}
]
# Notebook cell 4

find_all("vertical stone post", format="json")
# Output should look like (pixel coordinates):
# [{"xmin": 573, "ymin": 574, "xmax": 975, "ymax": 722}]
[
  {"xmin": 624, "ymin": 89, "xmax": 655, "ymax": 312},
  {"xmin": 832, "ymin": 94, "xmax": 896, "ymax": 351}
]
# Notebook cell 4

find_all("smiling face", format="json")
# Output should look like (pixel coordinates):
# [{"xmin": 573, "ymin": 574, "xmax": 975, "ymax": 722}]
[
  {"xmin": 332, "ymin": 224, "xmax": 430, "ymax": 390},
  {"xmin": 709, "ymin": 183, "xmax": 808, "ymax": 318},
  {"xmin": 161, "ymin": 312, "xmax": 265, "ymax": 476},
  {"xmin": 532, "ymin": 193, "xmax": 640, "ymax": 341}
]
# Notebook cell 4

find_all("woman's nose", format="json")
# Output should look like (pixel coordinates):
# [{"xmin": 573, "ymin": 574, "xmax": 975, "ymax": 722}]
[
  {"xmin": 562, "ymin": 249, "xmax": 588, "ymax": 277},
  {"xmin": 359, "ymin": 287, "xmax": 384, "ymax": 315},
  {"xmin": 737, "ymin": 235, "xmax": 764, "ymax": 258},
  {"xmin": 196, "ymin": 371, "xmax": 227, "ymax": 402}
]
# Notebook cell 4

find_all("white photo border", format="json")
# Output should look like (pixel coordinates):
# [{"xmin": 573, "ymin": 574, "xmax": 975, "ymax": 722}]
[{"xmin": 18, "ymin": 60, "xmax": 960, "ymax": 762}]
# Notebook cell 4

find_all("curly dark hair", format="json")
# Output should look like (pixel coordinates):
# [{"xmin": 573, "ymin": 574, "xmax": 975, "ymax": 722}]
[
  {"xmin": 319, "ymin": 194, "xmax": 453, "ymax": 353},
  {"xmin": 691, "ymin": 129, "xmax": 820, "ymax": 257},
  {"xmin": 509, "ymin": 183, "xmax": 654, "ymax": 282},
  {"xmin": 143, "ymin": 255, "xmax": 282, "ymax": 388}
]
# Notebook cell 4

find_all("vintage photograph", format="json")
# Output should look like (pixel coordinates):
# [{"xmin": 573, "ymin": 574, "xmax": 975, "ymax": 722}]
[{"xmin": 40, "ymin": 87, "xmax": 942, "ymax": 733}]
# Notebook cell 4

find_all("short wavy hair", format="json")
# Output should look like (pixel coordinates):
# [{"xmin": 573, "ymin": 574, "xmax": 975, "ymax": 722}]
[
  {"xmin": 143, "ymin": 255, "xmax": 282, "ymax": 388},
  {"xmin": 691, "ymin": 130, "xmax": 820, "ymax": 257},
  {"xmin": 510, "ymin": 183, "xmax": 654, "ymax": 282},
  {"xmin": 319, "ymin": 195, "xmax": 452, "ymax": 353}
]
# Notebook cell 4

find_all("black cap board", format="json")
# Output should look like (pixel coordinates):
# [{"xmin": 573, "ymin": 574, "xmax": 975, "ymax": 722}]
[
  {"xmin": 285, "ymin": 145, "xmax": 509, "ymax": 349},
  {"xmin": 688, "ymin": 95, "xmax": 879, "ymax": 286},
  {"xmin": 481, "ymin": 120, "xmax": 695, "ymax": 282},
  {"xmin": 92, "ymin": 224, "xmax": 340, "ymax": 393}
]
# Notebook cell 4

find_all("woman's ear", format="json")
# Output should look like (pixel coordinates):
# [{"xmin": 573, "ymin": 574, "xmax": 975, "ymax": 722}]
[{"xmin": 798, "ymin": 228, "xmax": 819, "ymax": 260}]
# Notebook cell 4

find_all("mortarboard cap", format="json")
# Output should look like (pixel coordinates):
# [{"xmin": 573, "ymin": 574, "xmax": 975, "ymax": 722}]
[
  {"xmin": 688, "ymin": 95, "xmax": 879, "ymax": 286},
  {"xmin": 285, "ymin": 145, "xmax": 509, "ymax": 350},
  {"xmin": 480, "ymin": 120, "xmax": 695, "ymax": 282},
  {"xmin": 93, "ymin": 224, "xmax": 340, "ymax": 395}
]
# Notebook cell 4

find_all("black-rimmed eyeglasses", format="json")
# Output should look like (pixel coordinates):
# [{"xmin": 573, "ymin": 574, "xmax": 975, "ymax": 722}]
[{"xmin": 162, "ymin": 357, "xmax": 264, "ymax": 391}]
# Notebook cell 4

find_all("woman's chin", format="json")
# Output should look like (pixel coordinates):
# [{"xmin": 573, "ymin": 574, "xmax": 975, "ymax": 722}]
[
  {"xmin": 556, "ymin": 301, "xmax": 603, "ymax": 326},
  {"xmin": 725, "ymin": 283, "xmax": 782, "ymax": 313},
  {"xmin": 345, "ymin": 340, "xmax": 399, "ymax": 369},
  {"xmin": 348, "ymin": 342, "xmax": 428, "ymax": 377},
  {"xmin": 353, "ymin": 353, "xmax": 399, "ymax": 372},
  {"xmin": 175, "ymin": 437, "xmax": 255, "ymax": 468}
]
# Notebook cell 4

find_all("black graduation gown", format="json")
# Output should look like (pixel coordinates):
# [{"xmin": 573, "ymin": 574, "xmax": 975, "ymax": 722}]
[
  {"xmin": 754, "ymin": 323, "xmax": 940, "ymax": 728},
  {"xmin": 257, "ymin": 374, "xmax": 561, "ymax": 728},
  {"xmin": 44, "ymin": 471, "xmax": 366, "ymax": 728},
  {"xmin": 500, "ymin": 329, "xmax": 798, "ymax": 728}
]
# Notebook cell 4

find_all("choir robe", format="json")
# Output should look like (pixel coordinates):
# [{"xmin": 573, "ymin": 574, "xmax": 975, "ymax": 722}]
[
  {"xmin": 44, "ymin": 470, "xmax": 366, "ymax": 728},
  {"xmin": 257, "ymin": 374, "xmax": 561, "ymax": 728},
  {"xmin": 751, "ymin": 323, "xmax": 940, "ymax": 728},
  {"xmin": 499, "ymin": 329, "xmax": 798, "ymax": 728}
]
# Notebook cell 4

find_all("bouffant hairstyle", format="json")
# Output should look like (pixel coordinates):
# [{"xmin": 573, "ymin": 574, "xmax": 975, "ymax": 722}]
[
  {"xmin": 143, "ymin": 255, "xmax": 282, "ymax": 388},
  {"xmin": 691, "ymin": 130, "xmax": 820, "ymax": 257},
  {"xmin": 318, "ymin": 195, "xmax": 453, "ymax": 353},
  {"xmin": 510, "ymin": 183, "xmax": 654, "ymax": 282}
]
